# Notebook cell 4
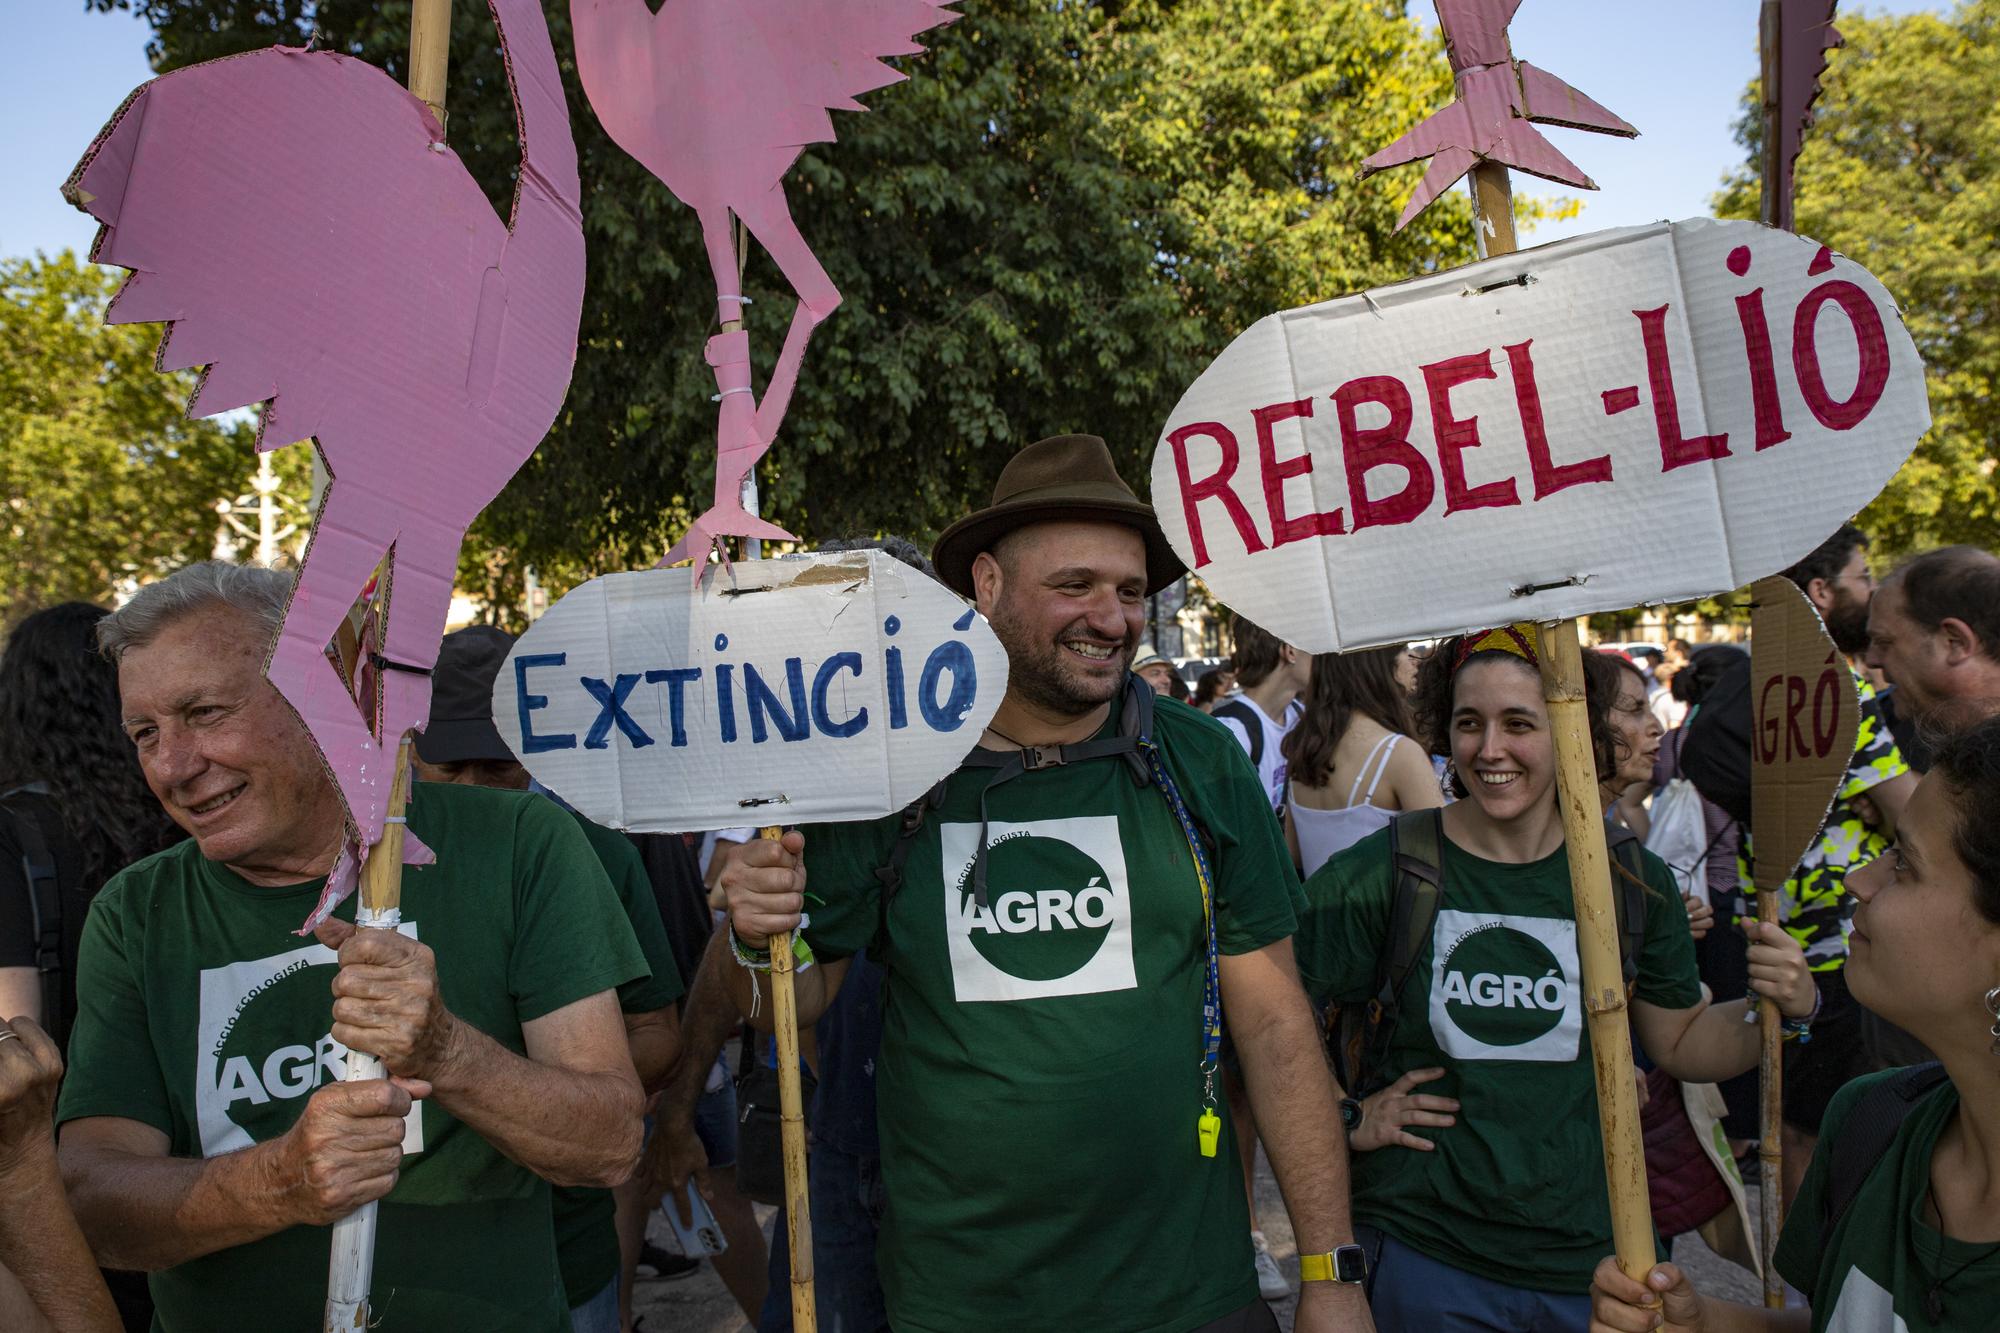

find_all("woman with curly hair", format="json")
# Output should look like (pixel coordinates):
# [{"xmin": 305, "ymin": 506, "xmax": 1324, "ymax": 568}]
[
  {"xmin": 1283, "ymin": 645, "xmax": 1442, "ymax": 878},
  {"xmin": 0, "ymin": 603, "xmax": 181, "ymax": 1048},
  {"xmin": 1296, "ymin": 626, "xmax": 1816, "ymax": 1331}
]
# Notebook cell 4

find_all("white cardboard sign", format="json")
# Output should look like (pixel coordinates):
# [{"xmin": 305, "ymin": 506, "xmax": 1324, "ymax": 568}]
[
  {"xmin": 1150, "ymin": 218, "xmax": 1930, "ymax": 653},
  {"xmin": 494, "ymin": 551, "xmax": 1009, "ymax": 832}
]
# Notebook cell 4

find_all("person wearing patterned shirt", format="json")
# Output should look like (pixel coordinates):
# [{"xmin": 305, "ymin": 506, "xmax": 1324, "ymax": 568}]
[{"xmin": 1737, "ymin": 525, "xmax": 1918, "ymax": 1217}]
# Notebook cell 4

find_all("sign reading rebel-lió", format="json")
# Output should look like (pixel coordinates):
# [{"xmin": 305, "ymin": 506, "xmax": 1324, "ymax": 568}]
[
  {"xmin": 1151, "ymin": 218, "xmax": 1929, "ymax": 654},
  {"xmin": 495, "ymin": 550, "xmax": 1009, "ymax": 832},
  {"xmin": 1749, "ymin": 574, "xmax": 1860, "ymax": 893}
]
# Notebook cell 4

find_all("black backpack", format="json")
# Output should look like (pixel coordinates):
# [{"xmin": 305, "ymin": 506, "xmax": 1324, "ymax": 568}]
[
  {"xmin": 1678, "ymin": 651, "xmax": 1753, "ymax": 827},
  {"xmin": 1209, "ymin": 699, "xmax": 1264, "ymax": 768},
  {"xmin": 0, "ymin": 785, "xmax": 65, "ymax": 1041},
  {"xmin": 1327, "ymin": 808, "xmax": 1651, "ymax": 1099},
  {"xmin": 1818, "ymin": 1061, "xmax": 1950, "ymax": 1241}
]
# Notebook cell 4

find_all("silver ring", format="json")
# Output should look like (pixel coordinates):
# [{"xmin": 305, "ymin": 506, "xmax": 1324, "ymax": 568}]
[{"xmin": 0, "ymin": 1030, "xmax": 18, "ymax": 1044}]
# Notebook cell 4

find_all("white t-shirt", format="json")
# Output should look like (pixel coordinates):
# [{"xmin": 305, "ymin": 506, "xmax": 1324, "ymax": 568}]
[{"xmin": 1213, "ymin": 696, "xmax": 1302, "ymax": 811}]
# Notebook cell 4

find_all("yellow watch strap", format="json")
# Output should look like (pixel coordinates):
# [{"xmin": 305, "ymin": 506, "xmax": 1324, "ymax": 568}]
[{"xmin": 1299, "ymin": 1252, "xmax": 1335, "ymax": 1283}]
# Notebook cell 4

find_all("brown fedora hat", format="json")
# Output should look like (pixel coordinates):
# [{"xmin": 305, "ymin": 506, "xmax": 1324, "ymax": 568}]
[{"xmin": 931, "ymin": 434, "xmax": 1184, "ymax": 599}]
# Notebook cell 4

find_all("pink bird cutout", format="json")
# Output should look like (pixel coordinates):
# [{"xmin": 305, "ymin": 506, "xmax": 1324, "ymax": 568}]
[
  {"xmin": 571, "ymin": 0, "xmax": 958, "ymax": 572},
  {"xmin": 64, "ymin": 0, "xmax": 587, "ymax": 931},
  {"xmin": 1772, "ymin": 0, "xmax": 1843, "ymax": 232},
  {"xmin": 1360, "ymin": 0, "xmax": 1636, "ymax": 232}
]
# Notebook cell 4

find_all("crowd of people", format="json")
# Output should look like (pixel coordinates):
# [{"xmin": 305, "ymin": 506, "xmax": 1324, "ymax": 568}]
[{"xmin": 2, "ymin": 432, "xmax": 1999, "ymax": 1332}]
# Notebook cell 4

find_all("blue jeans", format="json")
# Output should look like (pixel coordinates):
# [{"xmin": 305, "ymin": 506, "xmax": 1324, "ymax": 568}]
[
  {"xmin": 756, "ymin": 1142, "xmax": 886, "ymax": 1333},
  {"xmin": 1359, "ymin": 1225, "xmax": 1592, "ymax": 1332},
  {"xmin": 567, "ymin": 1278, "xmax": 619, "ymax": 1333}
]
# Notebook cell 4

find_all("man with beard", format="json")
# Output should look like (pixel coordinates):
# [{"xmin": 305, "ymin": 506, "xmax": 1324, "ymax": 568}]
[
  {"xmin": 1865, "ymin": 546, "xmax": 2000, "ymax": 741},
  {"xmin": 714, "ymin": 436, "xmax": 1371, "ymax": 1333},
  {"xmin": 1737, "ymin": 524, "xmax": 1916, "ymax": 1217}
]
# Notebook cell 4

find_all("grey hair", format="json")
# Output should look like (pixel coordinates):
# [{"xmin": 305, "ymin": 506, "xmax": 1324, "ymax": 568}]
[{"xmin": 97, "ymin": 561, "xmax": 291, "ymax": 661}]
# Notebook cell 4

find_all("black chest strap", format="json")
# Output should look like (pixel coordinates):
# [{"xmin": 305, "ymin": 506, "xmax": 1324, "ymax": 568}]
[{"xmin": 900, "ymin": 677, "xmax": 1157, "ymax": 909}]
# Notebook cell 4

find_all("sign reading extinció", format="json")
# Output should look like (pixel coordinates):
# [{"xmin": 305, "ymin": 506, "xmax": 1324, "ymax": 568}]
[{"xmin": 494, "ymin": 550, "xmax": 1009, "ymax": 832}]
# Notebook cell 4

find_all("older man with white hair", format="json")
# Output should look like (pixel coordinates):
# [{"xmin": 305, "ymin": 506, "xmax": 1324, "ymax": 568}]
[{"xmin": 55, "ymin": 562, "xmax": 651, "ymax": 1333}]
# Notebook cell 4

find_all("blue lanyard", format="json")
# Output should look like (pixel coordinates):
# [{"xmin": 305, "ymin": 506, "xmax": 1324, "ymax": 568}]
[{"xmin": 1140, "ymin": 739, "xmax": 1224, "ymax": 1157}]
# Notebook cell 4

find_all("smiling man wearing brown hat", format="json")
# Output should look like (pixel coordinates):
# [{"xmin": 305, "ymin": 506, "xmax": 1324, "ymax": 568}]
[{"xmin": 717, "ymin": 435, "xmax": 1372, "ymax": 1333}]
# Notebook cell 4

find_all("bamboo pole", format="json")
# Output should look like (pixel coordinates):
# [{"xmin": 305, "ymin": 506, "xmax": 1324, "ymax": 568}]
[
  {"xmin": 761, "ymin": 833, "xmax": 818, "ymax": 1333},
  {"xmin": 325, "ymin": 7, "xmax": 451, "ymax": 1328},
  {"xmin": 734, "ymin": 203, "xmax": 814, "ymax": 1320},
  {"xmin": 1466, "ymin": 162, "xmax": 1656, "ymax": 1281},
  {"xmin": 324, "ymin": 737, "xmax": 416, "ymax": 1332},
  {"xmin": 1755, "ymin": 2, "xmax": 1789, "ymax": 1305}
]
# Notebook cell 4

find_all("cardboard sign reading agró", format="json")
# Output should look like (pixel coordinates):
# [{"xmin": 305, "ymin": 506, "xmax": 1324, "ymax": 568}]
[
  {"xmin": 1749, "ymin": 575, "xmax": 1859, "ymax": 892},
  {"xmin": 494, "ymin": 551, "xmax": 1008, "ymax": 832},
  {"xmin": 1151, "ymin": 218, "xmax": 1929, "ymax": 654}
]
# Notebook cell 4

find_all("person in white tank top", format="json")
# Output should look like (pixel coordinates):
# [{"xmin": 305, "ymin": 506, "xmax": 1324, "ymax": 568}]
[{"xmin": 1284, "ymin": 645, "xmax": 1444, "ymax": 878}]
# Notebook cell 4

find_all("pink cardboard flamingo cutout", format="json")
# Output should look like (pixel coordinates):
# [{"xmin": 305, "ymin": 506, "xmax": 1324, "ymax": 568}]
[
  {"xmin": 64, "ymin": 0, "xmax": 586, "ymax": 931},
  {"xmin": 1360, "ymin": 0, "xmax": 1636, "ymax": 232},
  {"xmin": 571, "ymin": 0, "xmax": 957, "ymax": 570}
]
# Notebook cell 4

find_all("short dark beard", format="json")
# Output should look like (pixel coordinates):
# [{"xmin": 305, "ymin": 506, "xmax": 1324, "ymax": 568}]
[
  {"xmin": 1825, "ymin": 590, "xmax": 1871, "ymax": 655},
  {"xmin": 988, "ymin": 601, "xmax": 1132, "ymax": 719}
]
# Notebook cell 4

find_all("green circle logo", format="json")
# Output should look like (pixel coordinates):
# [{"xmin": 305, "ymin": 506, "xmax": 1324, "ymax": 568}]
[
  {"xmin": 1438, "ymin": 925, "xmax": 1569, "ymax": 1047},
  {"xmin": 961, "ymin": 834, "xmax": 1114, "ymax": 981},
  {"xmin": 215, "ymin": 959, "xmax": 336, "ymax": 1134}
]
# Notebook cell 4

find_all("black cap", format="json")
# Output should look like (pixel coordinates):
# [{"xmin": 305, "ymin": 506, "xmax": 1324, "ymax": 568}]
[{"xmin": 415, "ymin": 625, "xmax": 518, "ymax": 765}]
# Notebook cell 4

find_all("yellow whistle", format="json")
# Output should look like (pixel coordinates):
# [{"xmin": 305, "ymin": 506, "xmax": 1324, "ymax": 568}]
[{"xmin": 1197, "ymin": 1108, "xmax": 1221, "ymax": 1158}]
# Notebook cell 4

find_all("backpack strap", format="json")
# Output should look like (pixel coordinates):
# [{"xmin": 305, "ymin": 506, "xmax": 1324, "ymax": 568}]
[
  {"xmin": 1210, "ymin": 699, "xmax": 1263, "ymax": 768},
  {"xmin": 873, "ymin": 781, "xmax": 947, "ymax": 908},
  {"xmin": 1822, "ymin": 1062, "xmax": 1949, "ymax": 1240},
  {"xmin": 1385, "ymin": 809, "xmax": 1446, "ymax": 1007},
  {"xmin": 1346, "ymin": 809, "xmax": 1448, "ymax": 1096},
  {"xmin": 1603, "ymin": 821, "xmax": 1649, "ymax": 989},
  {"xmin": 0, "ymin": 787, "xmax": 64, "ymax": 1036}
]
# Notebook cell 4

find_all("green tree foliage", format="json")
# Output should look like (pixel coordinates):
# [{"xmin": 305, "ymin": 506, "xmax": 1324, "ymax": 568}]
[
  {"xmin": 87, "ymin": 1, "xmax": 1482, "ymax": 606},
  {"xmin": 1715, "ymin": 1, "xmax": 2000, "ymax": 557},
  {"xmin": 0, "ymin": 252, "xmax": 257, "ymax": 622}
]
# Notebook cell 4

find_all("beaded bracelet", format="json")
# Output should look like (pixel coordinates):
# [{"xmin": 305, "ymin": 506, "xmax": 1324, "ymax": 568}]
[
  {"xmin": 1745, "ymin": 984, "xmax": 1823, "ymax": 1043},
  {"xmin": 728, "ymin": 927, "xmax": 774, "ymax": 972}
]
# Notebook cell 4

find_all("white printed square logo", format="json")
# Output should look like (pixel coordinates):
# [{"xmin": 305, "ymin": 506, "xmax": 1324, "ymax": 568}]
[
  {"xmin": 195, "ymin": 927, "xmax": 424, "ymax": 1157},
  {"xmin": 1428, "ymin": 909, "xmax": 1582, "ymax": 1062},
  {"xmin": 940, "ymin": 816, "xmax": 1137, "ymax": 1003}
]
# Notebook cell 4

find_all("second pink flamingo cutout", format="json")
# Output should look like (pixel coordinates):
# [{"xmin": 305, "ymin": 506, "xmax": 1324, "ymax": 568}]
[{"xmin": 571, "ymin": 0, "xmax": 958, "ymax": 570}]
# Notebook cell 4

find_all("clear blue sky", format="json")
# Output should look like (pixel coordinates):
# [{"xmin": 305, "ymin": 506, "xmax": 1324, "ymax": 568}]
[{"xmin": 0, "ymin": 1, "xmax": 1946, "ymax": 262}]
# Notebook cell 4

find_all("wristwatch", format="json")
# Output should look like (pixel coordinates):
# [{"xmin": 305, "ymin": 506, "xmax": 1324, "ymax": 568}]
[
  {"xmin": 1338, "ymin": 1096, "xmax": 1364, "ymax": 1138},
  {"xmin": 1299, "ymin": 1244, "xmax": 1368, "ymax": 1285}
]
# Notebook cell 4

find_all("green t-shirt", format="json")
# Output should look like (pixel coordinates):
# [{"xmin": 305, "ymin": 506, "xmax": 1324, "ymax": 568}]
[
  {"xmin": 801, "ymin": 695, "xmax": 1300, "ymax": 1333},
  {"xmin": 1296, "ymin": 824, "xmax": 1702, "ymax": 1294},
  {"xmin": 57, "ymin": 783, "xmax": 650, "ymax": 1332},
  {"xmin": 552, "ymin": 812, "xmax": 686, "ymax": 1308},
  {"xmin": 1776, "ymin": 1069, "xmax": 1999, "ymax": 1331}
]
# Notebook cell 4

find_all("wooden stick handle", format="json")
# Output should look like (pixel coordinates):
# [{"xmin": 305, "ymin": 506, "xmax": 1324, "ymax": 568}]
[
  {"xmin": 1465, "ymin": 158, "xmax": 1657, "ymax": 1282},
  {"xmin": 1759, "ymin": 886, "xmax": 1785, "ymax": 1306},
  {"xmin": 328, "ymin": 10, "xmax": 450, "ymax": 1325},
  {"xmin": 408, "ymin": 0, "xmax": 454, "ymax": 129},
  {"xmin": 762, "ymin": 828, "xmax": 817, "ymax": 1332},
  {"xmin": 1536, "ymin": 621, "xmax": 1659, "ymax": 1280},
  {"xmin": 359, "ymin": 738, "xmax": 415, "ymax": 919}
]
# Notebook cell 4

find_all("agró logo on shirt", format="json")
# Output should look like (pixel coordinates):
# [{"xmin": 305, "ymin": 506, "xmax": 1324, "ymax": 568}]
[
  {"xmin": 194, "ymin": 930, "xmax": 426, "ymax": 1158},
  {"xmin": 1823, "ymin": 1265, "xmax": 1905, "ymax": 1333},
  {"xmin": 1427, "ymin": 909, "xmax": 1583, "ymax": 1062},
  {"xmin": 941, "ymin": 816, "xmax": 1138, "ymax": 1003}
]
